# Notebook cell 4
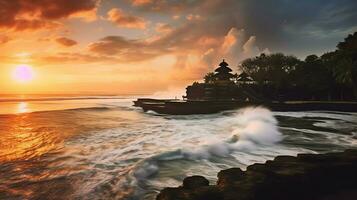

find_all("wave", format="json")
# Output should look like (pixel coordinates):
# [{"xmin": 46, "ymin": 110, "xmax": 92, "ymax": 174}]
[
  {"xmin": 124, "ymin": 106, "xmax": 283, "ymax": 198},
  {"xmin": 0, "ymin": 105, "xmax": 141, "ymax": 117},
  {"xmin": 0, "ymin": 96, "xmax": 128, "ymax": 103}
]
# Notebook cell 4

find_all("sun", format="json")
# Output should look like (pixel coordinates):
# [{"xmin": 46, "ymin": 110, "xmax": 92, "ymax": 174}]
[{"xmin": 12, "ymin": 65, "xmax": 35, "ymax": 83}]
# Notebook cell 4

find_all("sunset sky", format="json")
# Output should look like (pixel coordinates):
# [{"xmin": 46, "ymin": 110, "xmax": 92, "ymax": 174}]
[{"xmin": 1, "ymin": 0, "xmax": 356, "ymax": 95}]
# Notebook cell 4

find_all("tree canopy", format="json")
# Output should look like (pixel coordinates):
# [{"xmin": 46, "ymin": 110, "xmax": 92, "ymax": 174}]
[{"xmin": 199, "ymin": 32, "xmax": 357, "ymax": 101}]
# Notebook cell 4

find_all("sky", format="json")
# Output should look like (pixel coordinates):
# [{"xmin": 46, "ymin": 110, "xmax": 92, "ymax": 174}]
[{"xmin": 0, "ymin": 0, "xmax": 356, "ymax": 95}]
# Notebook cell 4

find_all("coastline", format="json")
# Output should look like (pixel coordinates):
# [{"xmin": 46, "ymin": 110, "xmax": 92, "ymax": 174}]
[
  {"xmin": 134, "ymin": 98, "xmax": 357, "ymax": 114},
  {"xmin": 156, "ymin": 149, "xmax": 357, "ymax": 200}
]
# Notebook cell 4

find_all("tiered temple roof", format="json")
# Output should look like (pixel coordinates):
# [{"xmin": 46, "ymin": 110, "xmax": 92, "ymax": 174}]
[{"xmin": 214, "ymin": 60, "xmax": 234, "ymax": 81}]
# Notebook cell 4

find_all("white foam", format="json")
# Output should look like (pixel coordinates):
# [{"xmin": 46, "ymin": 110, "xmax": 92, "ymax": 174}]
[
  {"xmin": 181, "ymin": 107, "xmax": 282, "ymax": 159},
  {"xmin": 129, "ymin": 107, "xmax": 283, "ymax": 192},
  {"xmin": 145, "ymin": 110, "xmax": 159, "ymax": 115},
  {"xmin": 134, "ymin": 162, "xmax": 159, "ymax": 180}
]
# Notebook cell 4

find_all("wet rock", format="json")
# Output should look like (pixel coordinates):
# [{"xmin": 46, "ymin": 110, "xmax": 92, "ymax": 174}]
[
  {"xmin": 157, "ymin": 149, "xmax": 357, "ymax": 200},
  {"xmin": 156, "ymin": 187, "xmax": 190, "ymax": 200},
  {"xmin": 217, "ymin": 168, "xmax": 244, "ymax": 187},
  {"xmin": 183, "ymin": 176, "xmax": 209, "ymax": 189}
]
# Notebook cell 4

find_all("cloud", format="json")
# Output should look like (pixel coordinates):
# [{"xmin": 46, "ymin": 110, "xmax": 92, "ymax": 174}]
[
  {"xmin": 38, "ymin": 52, "xmax": 119, "ymax": 64},
  {"xmin": 129, "ymin": 0, "xmax": 204, "ymax": 12},
  {"xmin": 0, "ymin": 35, "xmax": 12, "ymax": 44},
  {"xmin": 88, "ymin": 19, "xmax": 265, "ymax": 66},
  {"xmin": 107, "ymin": 8, "xmax": 147, "ymax": 29},
  {"xmin": 66, "ymin": 0, "xmax": 356, "ymax": 83},
  {"xmin": 88, "ymin": 36, "xmax": 168, "ymax": 62},
  {"xmin": 131, "ymin": 0, "xmax": 153, "ymax": 6},
  {"xmin": 0, "ymin": 0, "xmax": 99, "ymax": 31},
  {"xmin": 146, "ymin": 20, "xmax": 222, "ymax": 53},
  {"xmin": 220, "ymin": 28, "xmax": 263, "ymax": 64},
  {"xmin": 88, "ymin": 36, "xmax": 139, "ymax": 55},
  {"xmin": 128, "ymin": 0, "xmax": 357, "ymax": 56},
  {"xmin": 186, "ymin": 14, "xmax": 202, "ymax": 21},
  {"xmin": 174, "ymin": 28, "xmax": 267, "ymax": 79},
  {"xmin": 87, "ymin": 27, "xmax": 265, "ymax": 82},
  {"xmin": 155, "ymin": 23, "xmax": 172, "ymax": 33},
  {"xmin": 55, "ymin": 37, "xmax": 78, "ymax": 47},
  {"xmin": 69, "ymin": 8, "xmax": 98, "ymax": 22}
]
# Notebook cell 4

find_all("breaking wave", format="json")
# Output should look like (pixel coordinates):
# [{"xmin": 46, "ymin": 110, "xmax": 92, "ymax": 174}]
[{"xmin": 126, "ymin": 107, "xmax": 282, "ymax": 198}]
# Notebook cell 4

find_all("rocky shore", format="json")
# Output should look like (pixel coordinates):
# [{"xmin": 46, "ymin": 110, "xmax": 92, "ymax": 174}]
[{"xmin": 156, "ymin": 149, "xmax": 357, "ymax": 200}]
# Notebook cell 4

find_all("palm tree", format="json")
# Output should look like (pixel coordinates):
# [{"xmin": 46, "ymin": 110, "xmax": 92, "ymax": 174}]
[
  {"xmin": 334, "ymin": 32, "xmax": 357, "ymax": 99},
  {"xmin": 204, "ymin": 72, "xmax": 216, "ymax": 84}
]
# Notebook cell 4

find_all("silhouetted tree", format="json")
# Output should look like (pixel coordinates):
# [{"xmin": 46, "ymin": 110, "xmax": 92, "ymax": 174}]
[
  {"xmin": 336, "ymin": 32, "xmax": 357, "ymax": 99},
  {"xmin": 291, "ymin": 55, "xmax": 333, "ymax": 100},
  {"xmin": 337, "ymin": 32, "xmax": 357, "ymax": 53},
  {"xmin": 321, "ymin": 32, "xmax": 357, "ymax": 99},
  {"xmin": 223, "ymin": 32, "xmax": 357, "ymax": 101},
  {"xmin": 241, "ymin": 53, "xmax": 300, "ymax": 97},
  {"xmin": 204, "ymin": 72, "xmax": 216, "ymax": 84}
]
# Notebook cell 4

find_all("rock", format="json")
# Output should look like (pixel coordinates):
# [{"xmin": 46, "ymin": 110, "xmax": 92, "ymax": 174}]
[
  {"xmin": 182, "ymin": 176, "xmax": 209, "ymax": 189},
  {"xmin": 190, "ymin": 186, "xmax": 223, "ymax": 200},
  {"xmin": 156, "ymin": 149, "xmax": 357, "ymax": 200},
  {"xmin": 217, "ymin": 168, "xmax": 244, "ymax": 187},
  {"xmin": 156, "ymin": 187, "xmax": 190, "ymax": 200}
]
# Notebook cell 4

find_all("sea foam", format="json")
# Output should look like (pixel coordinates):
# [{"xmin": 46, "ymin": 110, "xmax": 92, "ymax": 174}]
[
  {"xmin": 132, "ymin": 106, "xmax": 282, "ymax": 182},
  {"xmin": 182, "ymin": 106, "xmax": 282, "ymax": 159}
]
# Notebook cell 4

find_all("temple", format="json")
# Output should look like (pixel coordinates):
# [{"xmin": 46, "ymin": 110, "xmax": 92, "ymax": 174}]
[
  {"xmin": 213, "ymin": 59, "xmax": 235, "ymax": 83},
  {"xmin": 134, "ymin": 58, "xmax": 357, "ymax": 114},
  {"xmin": 184, "ymin": 60, "xmax": 257, "ymax": 101}
]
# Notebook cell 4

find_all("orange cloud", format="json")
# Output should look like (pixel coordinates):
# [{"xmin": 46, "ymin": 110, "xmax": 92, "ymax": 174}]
[
  {"xmin": 197, "ymin": 36, "xmax": 220, "ymax": 47},
  {"xmin": 88, "ymin": 36, "xmax": 138, "ymax": 55},
  {"xmin": 131, "ymin": 0, "xmax": 153, "ymax": 6},
  {"xmin": 88, "ymin": 36, "xmax": 167, "ymax": 62},
  {"xmin": 0, "ymin": 0, "xmax": 98, "ymax": 31},
  {"xmin": 38, "ymin": 52, "xmax": 119, "ymax": 64},
  {"xmin": 55, "ymin": 37, "xmax": 78, "ymax": 47},
  {"xmin": 128, "ymin": 0, "xmax": 202, "ymax": 12},
  {"xmin": 155, "ymin": 23, "xmax": 172, "ymax": 33},
  {"xmin": 0, "ymin": 35, "xmax": 12, "ymax": 44},
  {"xmin": 186, "ymin": 14, "xmax": 202, "ymax": 21},
  {"xmin": 69, "ymin": 8, "xmax": 98, "ymax": 22},
  {"xmin": 222, "ymin": 28, "xmax": 263, "ymax": 61},
  {"xmin": 107, "ymin": 8, "xmax": 147, "ymax": 29}
]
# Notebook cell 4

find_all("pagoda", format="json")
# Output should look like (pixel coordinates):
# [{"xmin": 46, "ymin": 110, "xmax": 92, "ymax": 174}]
[
  {"xmin": 213, "ymin": 59, "xmax": 235, "ymax": 82},
  {"xmin": 185, "ymin": 60, "xmax": 239, "ymax": 100}
]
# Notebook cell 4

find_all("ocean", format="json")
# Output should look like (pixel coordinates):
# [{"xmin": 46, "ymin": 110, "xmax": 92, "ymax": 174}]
[{"xmin": 0, "ymin": 96, "xmax": 356, "ymax": 199}]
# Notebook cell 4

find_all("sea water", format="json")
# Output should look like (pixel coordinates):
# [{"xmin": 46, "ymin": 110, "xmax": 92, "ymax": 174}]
[{"xmin": 0, "ymin": 96, "xmax": 356, "ymax": 199}]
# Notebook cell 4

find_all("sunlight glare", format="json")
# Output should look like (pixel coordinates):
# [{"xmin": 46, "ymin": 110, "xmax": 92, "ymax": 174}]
[
  {"xmin": 12, "ymin": 65, "xmax": 35, "ymax": 83},
  {"xmin": 17, "ymin": 102, "xmax": 29, "ymax": 113}
]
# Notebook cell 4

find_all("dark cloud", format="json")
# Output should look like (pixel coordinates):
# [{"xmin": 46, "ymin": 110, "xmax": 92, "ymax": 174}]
[
  {"xmin": 129, "ymin": 0, "xmax": 357, "ymax": 57},
  {"xmin": 87, "ymin": 21, "xmax": 206, "ymax": 61},
  {"xmin": 67, "ymin": 0, "xmax": 357, "ymax": 66},
  {"xmin": 0, "ymin": 0, "xmax": 98, "ymax": 31},
  {"xmin": 55, "ymin": 37, "xmax": 78, "ymax": 47},
  {"xmin": 222, "ymin": 0, "xmax": 357, "ymax": 54},
  {"xmin": 88, "ymin": 5, "xmax": 265, "ymax": 63}
]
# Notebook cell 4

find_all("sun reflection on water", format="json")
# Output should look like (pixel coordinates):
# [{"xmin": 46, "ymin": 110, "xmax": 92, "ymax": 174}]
[
  {"xmin": 0, "ymin": 114, "xmax": 63, "ymax": 162},
  {"xmin": 17, "ymin": 102, "xmax": 29, "ymax": 114}
]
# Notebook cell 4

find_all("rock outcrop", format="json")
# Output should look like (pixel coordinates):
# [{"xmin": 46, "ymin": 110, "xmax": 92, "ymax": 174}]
[{"xmin": 156, "ymin": 149, "xmax": 357, "ymax": 200}]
